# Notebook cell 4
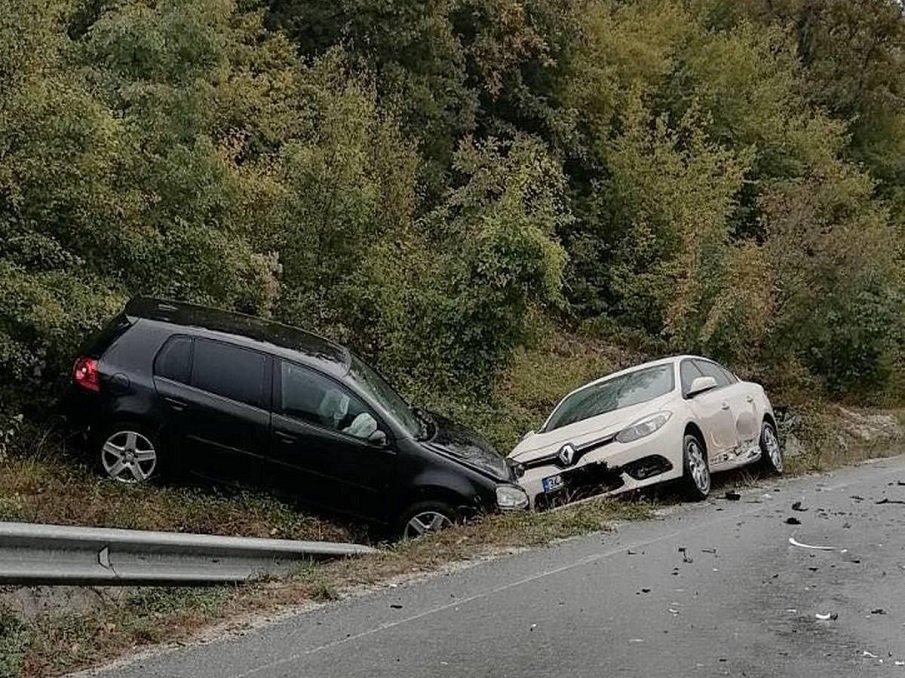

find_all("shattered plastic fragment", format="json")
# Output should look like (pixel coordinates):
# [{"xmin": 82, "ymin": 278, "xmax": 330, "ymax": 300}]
[
  {"xmin": 789, "ymin": 537, "xmax": 835, "ymax": 551},
  {"xmin": 725, "ymin": 491, "xmax": 741, "ymax": 501},
  {"xmin": 791, "ymin": 501, "xmax": 808, "ymax": 512},
  {"xmin": 785, "ymin": 517, "xmax": 802, "ymax": 525},
  {"xmin": 863, "ymin": 651, "xmax": 878, "ymax": 659},
  {"xmin": 815, "ymin": 613, "xmax": 838, "ymax": 621}
]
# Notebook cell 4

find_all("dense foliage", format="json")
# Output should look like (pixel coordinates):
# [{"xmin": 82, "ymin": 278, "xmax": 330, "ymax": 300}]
[{"xmin": 1, "ymin": 0, "xmax": 904, "ymax": 419}]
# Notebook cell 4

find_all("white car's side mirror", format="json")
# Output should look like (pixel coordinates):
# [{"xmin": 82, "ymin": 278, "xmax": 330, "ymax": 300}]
[
  {"xmin": 687, "ymin": 376, "xmax": 718, "ymax": 397},
  {"xmin": 521, "ymin": 430, "xmax": 535, "ymax": 441}
]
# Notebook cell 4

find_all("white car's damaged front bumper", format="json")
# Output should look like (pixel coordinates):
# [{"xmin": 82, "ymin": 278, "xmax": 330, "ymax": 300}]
[{"xmin": 511, "ymin": 422, "xmax": 686, "ymax": 511}]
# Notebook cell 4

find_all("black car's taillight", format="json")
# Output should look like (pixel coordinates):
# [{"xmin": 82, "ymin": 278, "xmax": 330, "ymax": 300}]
[{"xmin": 72, "ymin": 356, "xmax": 100, "ymax": 392}]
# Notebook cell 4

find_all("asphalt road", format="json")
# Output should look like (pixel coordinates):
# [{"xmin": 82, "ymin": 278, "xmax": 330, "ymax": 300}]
[{"xmin": 91, "ymin": 456, "xmax": 905, "ymax": 678}]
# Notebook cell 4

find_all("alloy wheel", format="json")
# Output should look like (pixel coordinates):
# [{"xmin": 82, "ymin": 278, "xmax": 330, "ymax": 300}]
[
  {"xmin": 101, "ymin": 430, "xmax": 157, "ymax": 484},
  {"xmin": 404, "ymin": 511, "xmax": 453, "ymax": 539},
  {"xmin": 763, "ymin": 424, "xmax": 783, "ymax": 473},
  {"xmin": 686, "ymin": 438, "xmax": 710, "ymax": 494}
]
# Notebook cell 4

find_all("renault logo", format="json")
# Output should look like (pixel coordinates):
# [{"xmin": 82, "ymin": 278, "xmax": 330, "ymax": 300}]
[{"xmin": 558, "ymin": 443, "xmax": 577, "ymax": 467}]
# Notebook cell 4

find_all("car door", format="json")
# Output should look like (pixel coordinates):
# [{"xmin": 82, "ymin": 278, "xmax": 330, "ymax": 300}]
[
  {"xmin": 154, "ymin": 336, "xmax": 270, "ymax": 486},
  {"xmin": 265, "ymin": 359, "xmax": 396, "ymax": 522},
  {"xmin": 704, "ymin": 360, "xmax": 761, "ymax": 452},
  {"xmin": 680, "ymin": 359, "xmax": 739, "ymax": 463}
]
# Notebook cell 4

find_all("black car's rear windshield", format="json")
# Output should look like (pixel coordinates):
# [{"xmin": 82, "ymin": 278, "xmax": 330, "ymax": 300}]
[{"xmin": 544, "ymin": 364, "xmax": 676, "ymax": 432}]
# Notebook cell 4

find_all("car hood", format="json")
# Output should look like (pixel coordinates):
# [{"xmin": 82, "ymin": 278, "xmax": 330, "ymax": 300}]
[
  {"xmin": 508, "ymin": 394, "xmax": 675, "ymax": 462},
  {"xmin": 421, "ymin": 412, "xmax": 511, "ymax": 481}
]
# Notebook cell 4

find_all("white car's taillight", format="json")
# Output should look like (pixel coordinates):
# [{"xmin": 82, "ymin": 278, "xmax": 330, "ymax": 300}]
[{"xmin": 615, "ymin": 412, "xmax": 672, "ymax": 444}]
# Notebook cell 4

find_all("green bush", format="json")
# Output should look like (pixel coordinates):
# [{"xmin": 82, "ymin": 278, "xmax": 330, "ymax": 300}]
[{"xmin": 0, "ymin": 0, "xmax": 903, "ymax": 422}]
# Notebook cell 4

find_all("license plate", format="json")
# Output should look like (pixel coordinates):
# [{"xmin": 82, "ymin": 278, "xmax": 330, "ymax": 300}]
[{"xmin": 542, "ymin": 474, "xmax": 564, "ymax": 493}]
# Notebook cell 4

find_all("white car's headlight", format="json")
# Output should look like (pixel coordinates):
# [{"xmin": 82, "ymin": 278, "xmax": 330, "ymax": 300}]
[
  {"xmin": 496, "ymin": 484, "xmax": 529, "ymax": 510},
  {"xmin": 615, "ymin": 412, "xmax": 672, "ymax": 444}
]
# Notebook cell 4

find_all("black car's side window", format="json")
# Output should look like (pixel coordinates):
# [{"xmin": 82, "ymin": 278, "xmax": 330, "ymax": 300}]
[
  {"xmin": 692, "ymin": 360, "xmax": 731, "ymax": 388},
  {"xmin": 191, "ymin": 339, "xmax": 267, "ymax": 408},
  {"xmin": 680, "ymin": 360, "xmax": 704, "ymax": 396},
  {"xmin": 154, "ymin": 335, "xmax": 193, "ymax": 383},
  {"xmin": 278, "ymin": 361, "xmax": 380, "ymax": 441}
]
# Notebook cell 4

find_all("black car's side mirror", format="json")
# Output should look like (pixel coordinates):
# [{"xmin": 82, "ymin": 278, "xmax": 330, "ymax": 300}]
[{"xmin": 368, "ymin": 430, "xmax": 388, "ymax": 447}]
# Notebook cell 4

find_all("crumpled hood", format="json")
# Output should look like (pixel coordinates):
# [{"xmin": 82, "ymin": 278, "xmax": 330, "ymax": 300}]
[
  {"xmin": 422, "ymin": 412, "xmax": 511, "ymax": 481},
  {"xmin": 508, "ymin": 394, "xmax": 674, "ymax": 462}
]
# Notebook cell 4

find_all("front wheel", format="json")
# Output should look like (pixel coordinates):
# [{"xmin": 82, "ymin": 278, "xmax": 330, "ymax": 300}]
[
  {"xmin": 681, "ymin": 433, "xmax": 710, "ymax": 500},
  {"xmin": 759, "ymin": 421, "xmax": 783, "ymax": 474},
  {"xmin": 396, "ymin": 501, "xmax": 458, "ymax": 540}
]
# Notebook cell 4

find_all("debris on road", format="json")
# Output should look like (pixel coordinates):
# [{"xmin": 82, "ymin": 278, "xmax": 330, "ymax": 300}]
[
  {"xmin": 791, "ymin": 501, "xmax": 808, "ymax": 512},
  {"xmin": 815, "ymin": 612, "xmax": 838, "ymax": 621},
  {"xmin": 725, "ymin": 491, "xmax": 741, "ymax": 501},
  {"xmin": 863, "ymin": 650, "xmax": 878, "ymax": 659},
  {"xmin": 789, "ymin": 537, "xmax": 835, "ymax": 551},
  {"xmin": 876, "ymin": 498, "xmax": 905, "ymax": 505},
  {"xmin": 678, "ymin": 546, "xmax": 693, "ymax": 563},
  {"xmin": 784, "ymin": 517, "xmax": 802, "ymax": 525},
  {"xmin": 870, "ymin": 608, "xmax": 887, "ymax": 615}
]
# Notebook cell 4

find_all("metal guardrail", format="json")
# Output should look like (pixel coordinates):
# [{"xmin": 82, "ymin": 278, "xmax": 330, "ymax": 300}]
[{"xmin": 0, "ymin": 521, "xmax": 377, "ymax": 585}]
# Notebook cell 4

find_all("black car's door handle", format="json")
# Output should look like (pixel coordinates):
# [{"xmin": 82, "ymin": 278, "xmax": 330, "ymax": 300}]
[
  {"xmin": 164, "ymin": 397, "xmax": 188, "ymax": 412},
  {"xmin": 275, "ymin": 430, "xmax": 296, "ymax": 444}
]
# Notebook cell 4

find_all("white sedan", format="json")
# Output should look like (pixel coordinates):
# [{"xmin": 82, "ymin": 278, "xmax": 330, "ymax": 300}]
[{"xmin": 507, "ymin": 356, "xmax": 783, "ymax": 510}]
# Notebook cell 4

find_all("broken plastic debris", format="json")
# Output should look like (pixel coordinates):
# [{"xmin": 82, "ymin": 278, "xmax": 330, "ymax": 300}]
[
  {"xmin": 876, "ymin": 498, "xmax": 905, "ymax": 505},
  {"xmin": 871, "ymin": 608, "xmax": 887, "ymax": 615},
  {"xmin": 791, "ymin": 501, "xmax": 808, "ymax": 512},
  {"xmin": 815, "ymin": 613, "xmax": 838, "ymax": 621},
  {"xmin": 725, "ymin": 491, "xmax": 741, "ymax": 501},
  {"xmin": 785, "ymin": 517, "xmax": 802, "ymax": 525},
  {"xmin": 863, "ymin": 651, "xmax": 878, "ymax": 659},
  {"xmin": 629, "ymin": 638, "xmax": 644, "ymax": 643},
  {"xmin": 789, "ymin": 537, "xmax": 835, "ymax": 551},
  {"xmin": 895, "ymin": 660, "xmax": 905, "ymax": 666}
]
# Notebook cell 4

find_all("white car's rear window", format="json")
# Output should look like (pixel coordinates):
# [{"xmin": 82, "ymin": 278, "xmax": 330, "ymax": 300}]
[{"xmin": 544, "ymin": 364, "xmax": 675, "ymax": 432}]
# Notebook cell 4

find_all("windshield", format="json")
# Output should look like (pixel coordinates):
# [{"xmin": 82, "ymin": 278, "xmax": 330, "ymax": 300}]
[
  {"xmin": 348, "ymin": 356, "xmax": 421, "ymax": 438},
  {"xmin": 544, "ymin": 364, "xmax": 676, "ymax": 432}
]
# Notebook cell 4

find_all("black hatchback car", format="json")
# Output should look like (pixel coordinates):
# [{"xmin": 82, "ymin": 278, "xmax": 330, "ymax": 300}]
[{"xmin": 61, "ymin": 298, "xmax": 528, "ymax": 537}]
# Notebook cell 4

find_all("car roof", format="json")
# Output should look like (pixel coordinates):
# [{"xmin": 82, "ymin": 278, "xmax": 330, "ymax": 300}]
[
  {"xmin": 125, "ymin": 297, "xmax": 351, "ymax": 375},
  {"xmin": 547, "ymin": 354, "xmax": 724, "ymax": 414}
]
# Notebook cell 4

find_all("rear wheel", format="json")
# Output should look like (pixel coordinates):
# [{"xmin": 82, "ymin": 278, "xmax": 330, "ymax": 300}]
[
  {"xmin": 97, "ymin": 424, "xmax": 161, "ymax": 484},
  {"xmin": 759, "ymin": 421, "xmax": 783, "ymax": 474},
  {"xmin": 397, "ymin": 501, "xmax": 458, "ymax": 540},
  {"xmin": 681, "ymin": 433, "xmax": 710, "ymax": 500}
]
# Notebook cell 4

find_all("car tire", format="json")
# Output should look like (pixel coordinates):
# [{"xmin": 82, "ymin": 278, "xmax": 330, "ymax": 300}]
[
  {"xmin": 396, "ymin": 501, "xmax": 458, "ymax": 540},
  {"xmin": 95, "ymin": 422, "xmax": 163, "ymax": 485},
  {"xmin": 758, "ymin": 420, "xmax": 783, "ymax": 475},
  {"xmin": 681, "ymin": 433, "xmax": 710, "ymax": 501}
]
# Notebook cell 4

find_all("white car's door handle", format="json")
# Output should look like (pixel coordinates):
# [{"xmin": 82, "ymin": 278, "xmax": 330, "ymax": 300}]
[
  {"xmin": 746, "ymin": 396, "xmax": 754, "ymax": 403},
  {"xmin": 721, "ymin": 402, "xmax": 730, "ymax": 410}
]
